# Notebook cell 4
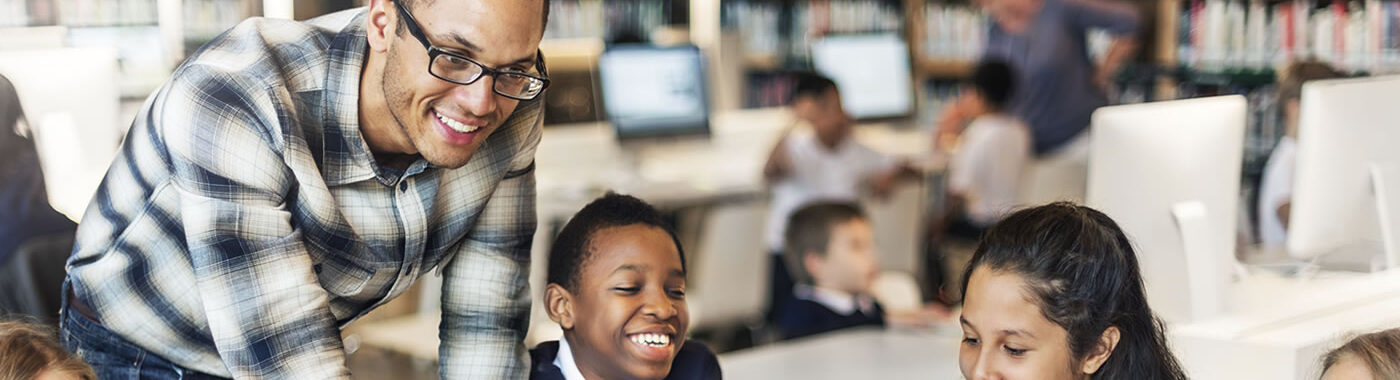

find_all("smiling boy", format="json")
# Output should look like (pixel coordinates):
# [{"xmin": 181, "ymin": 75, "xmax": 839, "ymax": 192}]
[{"xmin": 536, "ymin": 193, "xmax": 721, "ymax": 380}]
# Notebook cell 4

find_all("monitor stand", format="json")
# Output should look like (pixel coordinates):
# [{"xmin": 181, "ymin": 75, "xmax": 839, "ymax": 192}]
[
  {"xmin": 1369, "ymin": 162, "xmax": 1400, "ymax": 269},
  {"xmin": 1298, "ymin": 162, "xmax": 1400, "ymax": 273},
  {"xmin": 1173, "ymin": 201, "xmax": 1230, "ymax": 322}
]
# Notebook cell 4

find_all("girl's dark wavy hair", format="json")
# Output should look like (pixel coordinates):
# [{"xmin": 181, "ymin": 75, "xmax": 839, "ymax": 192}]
[{"xmin": 960, "ymin": 202, "xmax": 1187, "ymax": 380}]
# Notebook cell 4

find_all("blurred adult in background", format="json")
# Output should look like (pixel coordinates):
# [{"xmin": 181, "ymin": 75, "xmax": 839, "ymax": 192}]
[
  {"xmin": 0, "ymin": 73, "xmax": 76, "ymax": 324},
  {"xmin": 60, "ymin": 0, "xmax": 551, "ymax": 378},
  {"xmin": 938, "ymin": 0, "xmax": 1140, "ymax": 161},
  {"xmin": 1256, "ymin": 61, "xmax": 1343, "ymax": 246},
  {"xmin": 1319, "ymin": 327, "xmax": 1400, "ymax": 380}
]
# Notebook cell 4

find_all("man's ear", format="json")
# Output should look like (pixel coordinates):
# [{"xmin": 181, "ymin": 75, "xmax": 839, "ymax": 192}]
[
  {"xmin": 545, "ymin": 283, "xmax": 576, "ymax": 330},
  {"xmin": 365, "ymin": 0, "xmax": 394, "ymax": 53},
  {"xmin": 1080, "ymin": 325, "xmax": 1121, "ymax": 375}
]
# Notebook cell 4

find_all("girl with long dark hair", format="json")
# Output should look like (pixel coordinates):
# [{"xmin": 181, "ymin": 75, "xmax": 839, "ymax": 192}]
[{"xmin": 957, "ymin": 202, "xmax": 1187, "ymax": 379}]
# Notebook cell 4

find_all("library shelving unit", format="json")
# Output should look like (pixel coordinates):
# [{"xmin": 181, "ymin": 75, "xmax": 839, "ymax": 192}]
[{"xmin": 2, "ymin": 0, "xmax": 366, "ymax": 99}]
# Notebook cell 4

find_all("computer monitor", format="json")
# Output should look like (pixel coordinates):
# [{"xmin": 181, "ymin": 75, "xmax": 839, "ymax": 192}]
[
  {"xmin": 810, "ymin": 33, "xmax": 913, "ymax": 120},
  {"xmin": 0, "ymin": 47, "xmax": 120, "ymax": 220},
  {"xmin": 597, "ymin": 44, "xmax": 710, "ymax": 140},
  {"xmin": 1087, "ymin": 95, "xmax": 1247, "ymax": 323},
  {"xmin": 1288, "ymin": 75, "xmax": 1400, "ymax": 269}
]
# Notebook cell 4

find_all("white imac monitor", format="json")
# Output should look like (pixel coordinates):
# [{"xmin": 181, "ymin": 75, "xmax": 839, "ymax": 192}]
[
  {"xmin": 597, "ymin": 44, "xmax": 710, "ymax": 140},
  {"xmin": 1288, "ymin": 75, "xmax": 1400, "ymax": 270},
  {"xmin": 0, "ymin": 47, "xmax": 120, "ymax": 220},
  {"xmin": 810, "ymin": 33, "xmax": 913, "ymax": 120},
  {"xmin": 1087, "ymin": 95, "xmax": 1247, "ymax": 323}
]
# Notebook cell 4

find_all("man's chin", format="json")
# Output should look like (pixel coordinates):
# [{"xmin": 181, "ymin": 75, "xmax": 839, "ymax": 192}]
[{"xmin": 423, "ymin": 153, "xmax": 473, "ymax": 169}]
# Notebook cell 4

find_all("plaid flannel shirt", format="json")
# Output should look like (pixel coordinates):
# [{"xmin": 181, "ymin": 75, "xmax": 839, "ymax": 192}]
[{"xmin": 66, "ymin": 8, "xmax": 541, "ymax": 379}]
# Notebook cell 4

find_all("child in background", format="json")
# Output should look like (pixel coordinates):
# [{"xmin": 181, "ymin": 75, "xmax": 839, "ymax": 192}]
[
  {"xmin": 0, "ymin": 319, "xmax": 95, "ymax": 380},
  {"xmin": 776, "ymin": 202, "xmax": 949, "ymax": 341},
  {"xmin": 1257, "ymin": 61, "xmax": 1343, "ymax": 246},
  {"xmin": 763, "ymin": 72, "xmax": 915, "ymax": 320},
  {"xmin": 926, "ymin": 59, "xmax": 1032, "ymax": 304},
  {"xmin": 938, "ymin": 59, "xmax": 1031, "ymax": 237},
  {"xmin": 536, "ymin": 193, "xmax": 721, "ymax": 380}
]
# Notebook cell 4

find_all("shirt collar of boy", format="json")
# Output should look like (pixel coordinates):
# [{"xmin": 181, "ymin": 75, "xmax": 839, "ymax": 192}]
[
  {"xmin": 795, "ymin": 284, "xmax": 877, "ymax": 316},
  {"xmin": 554, "ymin": 336, "xmax": 589, "ymax": 380}
]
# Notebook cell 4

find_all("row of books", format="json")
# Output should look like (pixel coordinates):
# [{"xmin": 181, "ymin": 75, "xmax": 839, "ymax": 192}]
[
  {"xmin": 922, "ymin": 3, "xmax": 985, "ymax": 62},
  {"xmin": 183, "ymin": 0, "xmax": 256, "ymax": 43},
  {"xmin": 544, "ymin": 0, "xmax": 606, "ymax": 40},
  {"xmin": 1180, "ymin": 0, "xmax": 1400, "ymax": 72},
  {"xmin": 723, "ymin": 0, "xmax": 904, "ymax": 67},
  {"xmin": 543, "ymin": 0, "xmax": 675, "ymax": 43},
  {"xmin": 721, "ymin": 1, "xmax": 784, "ymax": 61},
  {"xmin": 744, "ymin": 71, "xmax": 799, "ymax": 108},
  {"xmin": 1, "ymin": 0, "xmax": 157, "ymax": 28}
]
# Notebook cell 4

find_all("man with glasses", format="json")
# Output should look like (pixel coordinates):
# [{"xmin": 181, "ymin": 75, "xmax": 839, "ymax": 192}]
[{"xmin": 61, "ymin": 0, "xmax": 550, "ymax": 378}]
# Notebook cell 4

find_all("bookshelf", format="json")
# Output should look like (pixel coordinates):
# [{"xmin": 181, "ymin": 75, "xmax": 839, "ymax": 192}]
[
  {"xmin": 1161, "ymin": 0, "xmax": 1400, "ymax": 75},
  {"xmin": 537, "ymin": 0, "xmax": 691, "ymax": 125}
]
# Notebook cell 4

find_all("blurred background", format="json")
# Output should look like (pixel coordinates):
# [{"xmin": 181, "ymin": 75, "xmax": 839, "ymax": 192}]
[{"xmin": 4, "ymin": 0, "xmax": 1400, "ymax": 378}]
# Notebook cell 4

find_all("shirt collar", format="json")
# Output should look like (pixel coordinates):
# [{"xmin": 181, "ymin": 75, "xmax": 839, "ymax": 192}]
[
  {"xmin": 553, "ymin": 336, "xmax": 588, "ymax": 380},
  {"xmin": 319, "ymin": 9, "xmax": 380, "ymax": 186},
  {"xmin": 795, "ymin": 284, "xmax": 876, "ymax": 316}
]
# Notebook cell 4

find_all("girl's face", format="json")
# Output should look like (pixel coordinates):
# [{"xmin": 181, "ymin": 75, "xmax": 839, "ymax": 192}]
[{"xmin": 959, "ymin": 266, "xmax": 1087, "ymax": 380}]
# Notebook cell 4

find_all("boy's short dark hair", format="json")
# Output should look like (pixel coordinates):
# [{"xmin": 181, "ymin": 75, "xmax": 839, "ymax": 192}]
[
  {"xmin": 783, "ymin": 201, "xmax": 867, "ymax": 284},
  {"xmin": 1278, "ymin": 60, "xmax": 1344, "ymax": 103},
  {"xmin": 970, "ymin": 59, "xmax": 1016, "ymax": 111},
  {"xmin": 788, "ymin": 72, "xmax": 839, "ymax": 106},
  {"xmin": 547, "ymin": 192, "xmax": 686, "ymax": 292}
]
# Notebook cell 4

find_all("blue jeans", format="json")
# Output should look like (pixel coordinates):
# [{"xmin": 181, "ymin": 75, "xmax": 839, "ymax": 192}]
[{"xmin": 59, "ymin": 280, "xmax": 227, "ymax": 380}]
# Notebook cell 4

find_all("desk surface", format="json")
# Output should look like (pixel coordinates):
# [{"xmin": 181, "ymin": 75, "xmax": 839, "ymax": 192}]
[
  {"xmin": 535, "ymin": 108, "xmax": 936, "ymax": 217},
  {"xmin": 1171, "ymin": 268, "xmax": 1400, "ymax": 380},
  {"xmin": 719, "ymin": 327, "xmax": 963, "ymax": 380}
]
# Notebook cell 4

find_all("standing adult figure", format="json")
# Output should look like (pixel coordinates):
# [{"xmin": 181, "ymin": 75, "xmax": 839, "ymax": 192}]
[
  {"xmin": 937, "ymin": 0, "xmax": 1140, "ymax": 200},
  {"xmin": 61, "ymin": 0, "xmax": 551, "ymax": 378}
]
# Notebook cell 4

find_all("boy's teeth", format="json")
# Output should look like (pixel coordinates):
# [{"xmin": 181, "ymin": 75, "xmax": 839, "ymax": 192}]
[
  {"xmin": 436, "ymin": 112, "xmax": 478, "ymax": 133},
  {"xmin": 629, "ymin": 333, "xmax": 671, "ymax": 347}
]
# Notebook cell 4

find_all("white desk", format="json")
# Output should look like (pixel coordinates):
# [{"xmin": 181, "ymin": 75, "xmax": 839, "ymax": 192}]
[
  {"xmin": 534, "ymin": 108, "xmax": 936, "ymax": 219},
  {"xmin": 1171, "ymin": 268, "xmax": 1400, "ymax": 379},
  {"xmin": 719, "ymin": 327, "xmax": 963, "ymax": 380}
]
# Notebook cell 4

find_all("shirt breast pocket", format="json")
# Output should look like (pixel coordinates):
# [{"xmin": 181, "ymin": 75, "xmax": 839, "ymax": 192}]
[{"xmin": 305, "ymin": 239, "xmax": 393, "ymax": 298}]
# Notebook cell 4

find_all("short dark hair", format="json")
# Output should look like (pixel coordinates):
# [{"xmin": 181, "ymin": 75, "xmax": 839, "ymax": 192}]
[
  {"xmin": 960, "ymin": 202, "xmax": 1187, "ymax": 380},
  {"xmin": 783, "ymin": 201, "xmax": 867, "ymax": 284},
  {"xmin": 787, "ymin": 72, "xmax": 838, "ymax": 106},
  {"xmin": 970, "ymin": 59, "xmax": 1016, "ymax": 111},
  {"xmin": 394, "ymin": 0, "xmax": 551, "ymax": 38},
  {"xmin": 547, "ymin": 192, "xmax": 685, "ymax": 292},
  {"xmin": 1278, "ymin": 60, "xmax": 1343, "ymax": 103}
]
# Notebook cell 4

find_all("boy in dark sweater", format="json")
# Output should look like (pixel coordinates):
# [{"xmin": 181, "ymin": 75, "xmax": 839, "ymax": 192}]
[
  {"xmin": 776, "ymin": 202, "xmax": 948, "ymax": 340},
  {"xmin": 533, "ymin": 193, "xmax": 721, "ymax": 380}
]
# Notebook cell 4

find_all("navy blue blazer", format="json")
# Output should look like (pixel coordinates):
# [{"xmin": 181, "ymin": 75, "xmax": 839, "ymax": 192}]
[
  {"xmin": 774, "ymin": 297, "xmax": 886, "ymax": 341},
  {"xmin": 529, "ymin": 339, "xmax": 722, "ymax": 380}
]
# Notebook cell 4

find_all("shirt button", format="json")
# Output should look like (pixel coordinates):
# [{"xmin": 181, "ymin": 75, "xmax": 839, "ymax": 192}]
[{"xmin": 399, "ymin": 182, "xmax": 408, "ymax": 191}]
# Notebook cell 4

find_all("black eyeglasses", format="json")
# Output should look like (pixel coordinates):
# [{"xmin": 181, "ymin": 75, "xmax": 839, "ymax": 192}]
[{"xmin": 394, "ymin": 0, "xmax": 550, "ymax": 100}]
